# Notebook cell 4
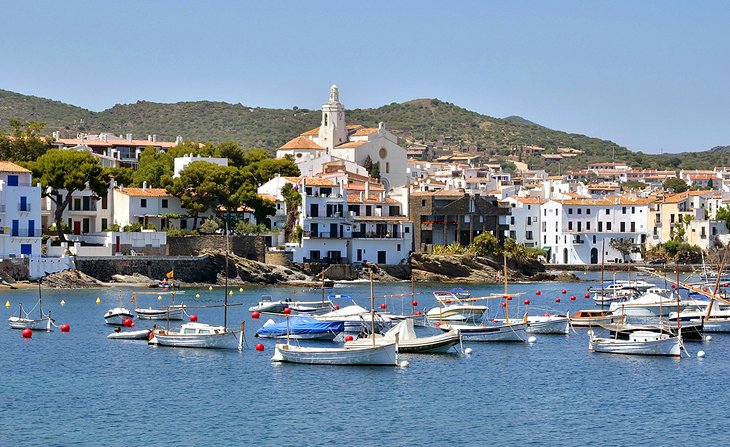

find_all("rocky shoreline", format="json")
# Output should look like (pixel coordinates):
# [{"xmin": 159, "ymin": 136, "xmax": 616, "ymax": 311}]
[{"xmin": 6, "ymin": 252, "xmax": 581, "ymax": 289}]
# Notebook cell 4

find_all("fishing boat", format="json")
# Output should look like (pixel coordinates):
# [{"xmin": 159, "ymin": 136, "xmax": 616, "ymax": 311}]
[
  {"xmin": 107, "ymin": 328, "xmax": 152, "ymax": 340},
  {"xmin": 601, "ymin": 321, "xmax": 704, "ymax": 341},
  {"xmin": 272, "ymin": 270, "xmax": 399, "ymax": 366},
  {"xmin": 496, "ymin": 314, "xmax": 570, "ymax": 335},
  {"xmin": 148, "ymin": 224, "xmax": 244, "ymax": 350},
  {"xmin": 588, "ymin": 330, "xmax": 681, "ymax": 357},
  {"xmin": 8, "ymin": 280, "xmax": 54, "ymax": 331},
  {"xmin": 136, "ymin": 304, "xmax": 186, "ymax": 320},
  {"xmin": 314, "ymin": 302, "xmax": 392, "ymax": 333},
  {"xmin": 569, "ymin": 309, "xmax": 615, "ymax": 327},
  {"xmin": 438, "ymin": 321, "xmax": 528, "ymax": 342},
  {"xmin": 425, "ymin": 291, "xmax": 488, "ymax": 322},
  {"xmin": 255, "ymin": 317, "xmax": 344, "ymax": 340},
  {"xmin": 588, "ymin": 279, "xmax": 654, "ymax": 295},
  {"xmin": 248, "ymin": 295, "xmax": 334, "ymax": 314},
  {"xmin": 608, "ymin": 288, "xmax": 691, "ymax": 318},
  {"xmin": 104, "ymin": 306, "xmax": 134, "ymax": 326},
  {"xmin": 346, "ymin": 318, "xmax": 461, "ymax": 354}
]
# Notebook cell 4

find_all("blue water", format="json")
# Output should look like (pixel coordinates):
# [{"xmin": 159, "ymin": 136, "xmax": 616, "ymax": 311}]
[{"xmin": 1, "ymin": 273, "xmax": 728, "ymax": 446}]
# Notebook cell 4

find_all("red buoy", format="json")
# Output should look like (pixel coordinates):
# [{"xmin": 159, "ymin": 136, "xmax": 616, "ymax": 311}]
[
  {"xmin": 524, "ymin": 299, "xmax": 531, "ymax": 305},
  {"xmin": 435, "ymin": 322, "xmax": 441, "ymax": 327},
  {"xmin": 189, "ymin": 314, "xmax": 198, "ymax": 322},
  {"xmin": 123, "ymin": 318, "xmax": 133, "ymax": 328},
  {"xmin": 415, "ymin": 311, "xmax": 422, "ymax": 315},
  {"xmin": 724, "ymin": 283, "xmax": 729, "ymax": 288},
  {"xmin": 703, "ymin": 287, "xmax": 708, "ymax": 292},
  {"xmin": 60, "ymin": 324, "xmax": 70, "ymax": 332},
  {"xmin": 501, "ymin": 302, "xmax": 507, "ymax": 307},
  {"xmin": 283, "ymin": 307, "xmax": 292, "ymax": 315},
  {"xmin": 334, "ymin": 304, "xmax": 340, "ymax": 310},
  {"xmin": 22, "ymin": 328, "xmax": 32, "ymax": 338},
  {"xmin": 380, "ymin": 303, "xmax": 387, "ymax": 310},
  {"xmin": 570, "ymin": 295, "xmax": 576, "ymax": 301},
  {"xmin": 345, "ymin": 335, "xmax": 354, "ymax": 342},
  {"xmin": 507, "ymin": 295, "xmax": 513, "ymax": 301},
  {"xmin": 671, "ymin": 285, "xmax": 676, "ymax": 289},
  {"xmin": 412, "ymin": 300, "xmax": 418, "ymax": 307},
  {"xmin": 584, "ymin": 293, "xmax": 590, "ymax": 299},
  {"xmin": 255, "ymin": 343, "xmax": 264, "ymax": 351},
  {"xmin": 555, "ymin": 298, "xmax": 561, "ymax": 303},
  {"xmin": 562, "ymin": 289, "xmax": 567, "ymax": 294},
  {"xmin": 445, "ymin": 299, "xmax": 452, "ymax": 304},
  {"xmin": 536, "ymin": 290, "xmax": 542, "ymax": 296},
  {"xmin": 251, "ymin": 311, "xmax": 261, "ymax": 319}
]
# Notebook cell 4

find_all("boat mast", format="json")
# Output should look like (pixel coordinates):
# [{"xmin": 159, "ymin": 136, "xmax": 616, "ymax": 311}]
[
  {"xmin": 38, "ymin": 277, "xmax": 43, "ymax": 318},
  {"xmin": 600, "ymin": 240, "xmax": 605, "ymax": 312},
  {"xmin": 675, "ymin": 263, "xmax": 681, "ymax": 332},
  {"xmin": 224, "ymin": 221, "xmax": 229, "ymax": 330},
  {"xmin": 370, "ymin": 269, "xmax": 375, "ymax": 347},
  {"xmin": 503, "ymin": 253, "xmax": 509, "ymax": 323},
  {"xmin": 411, "ymin": 271, "xmax": 415, "ymax": 315},
  {"xmin": 321, "ymin": 269, "xmax": 325, "ymax": 305},
  {"xmin": 706, "ymin": 245, "xmax": 729, "ymax": 321}
]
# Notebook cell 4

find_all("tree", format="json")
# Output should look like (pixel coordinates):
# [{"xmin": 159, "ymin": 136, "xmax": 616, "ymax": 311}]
[
  {"xmin": 716, "ymin": 206, "xmax": 730, "ymax": 229},
  {"xmin": 609, "ymin": 237, "xmax": 635, "ymax": 262},
  {"xmin": 472, "ymin": 232, "xmax": 501, "ymax": 257},
  {"xmin": 103, "ymin": 167, "xmax": 134, "ymax": 186},
  {"xmin": 133, "ymin": 147, "xmax": 173, "ymax": 187},
  {"xmin": 28, "ymin": 149, "xmax": 107, "ymax": 241},
  {"xmin": 370, "ymin": 161, "xmax": 380, "ymax": 180},
  {"xmin": 663, "ymin": 176, "xmax": 688, "ymax": 193},
  {"xmin": 281, "ymin": 183, "xmax": 301, "ymax": 242},
  {"xmin": 363, "ymin": 155, "xmax": 373, "ymax": 174},
  {"xmin": 0, "ymin": 120, "xmax": 53, "ymax": 162},
  {"xmin": 167, "ymin": 161, "xmax": 230, "ymax": 230}
]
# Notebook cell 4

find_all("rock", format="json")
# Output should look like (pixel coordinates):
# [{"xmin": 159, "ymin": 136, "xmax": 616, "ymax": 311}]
[
  {"xmin": 111, "ymin": 273, "xmax": 154, "ymax": 284},
  {"xmin": 203, "ymin": 250, "xmax": 309, "ymax": 285},
  {"xmin": 42, "ymin": 270, "xmax": 106, "ymax": 289},
  {"xmin": 409, "ymin": 253, "xmax": 554, "ymax": 283}
]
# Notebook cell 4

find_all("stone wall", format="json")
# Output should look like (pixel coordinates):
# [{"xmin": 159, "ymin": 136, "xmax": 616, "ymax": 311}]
[
  {"xmin": 75, "ymin": 256, "xmax": 218, "ymax": 283},
  {"xmin": 167, "ymin": 236, "xmax": 265, "ymax": 262},
  {"xmin": 265, "ymin": 251, "xmax": 293, "ymax": 267},
  {"xmin": 0, "ymin": 258, "xmax": 28, "ymax": 282}
]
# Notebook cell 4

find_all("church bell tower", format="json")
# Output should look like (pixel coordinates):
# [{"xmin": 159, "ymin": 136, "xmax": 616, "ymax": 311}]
[{"xmin": 319, "ymin": 85, "xmax": 347, "ymax": 151}]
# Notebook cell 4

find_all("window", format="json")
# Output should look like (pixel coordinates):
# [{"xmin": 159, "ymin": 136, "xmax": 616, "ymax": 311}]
[
  {"xmin": 568, "ymin": 221, "xmax": 573, "ymax": 230},
  {"xmin": 73, "ymin": 198, "xmax": 81, "ymax": 211},
  {"xmin": 598, "ymin": 222, "xmax": 603, "ymax": 232},
  {"xmin": 622, "ymin": 207, "xmax": 626, "ymax": 214},
  {"xmin": 7, "ymin": 175, "xmax": 18, "ymax": 186},
  {"xmin": 102, "ymin": 218, "xmax": 108, "ymax": 231},
  {"xmin": 510, "ymin": 231, "xmax": 516, "ymax": 239},
  {"xmin": 587, "ymin": 209, "xmax": 591, "ymax": 215},
  {"xmin": 141, "ymin": 199, "xmax": 147, "ymax": 208},
  {"xmin": 568, "ymin": 208, "xmax": 573, "ymax": 215},
  {"xmin": 593, "ymin": 235, "xmax": 596, "ymax": 243},
  {"xmin": 421, "ymin": 200, "xmax": 426, "ymax": 207},
  {"xmin": 587, "ymin": 221, "xmax": 591, "ymax": 230},
  {"xmin": 544, "ymin": 235, "xmax": 547, "ymax": 243},
  {"xmin": 630, "ymin": 222, "xmax": 635, "ymax": 232},
  {"xmin": 324, "ymin": 114, "xmax": 328, "ymax": 126},
  {"xmin": 180, "ymin": 219, "xmax": 187, "ymax": 229},
  {"xmin": 607, "ymin": 222, "xmax": 612, "ymax": 231},
  {"xmin": 510, "ymin": 216, "xmax": 515, "ymax": 225},
  {"xmin": 397, "ymin": 244, "xmax": 401, "ymax": 251},
  {"xmin": 101, "ymin": 195, "xmax": 108, "ymax": 210},
  {"xmin": 82, "ymin": 196, "xmax": 90, "ymax": 211},
  {"xmin": 527, "ymin": 217, "xmax": 532, "ymax": 225},
  {"xmin": 405, "ymin": 227, "xmax": 409, "ymax": 233},
  {"xmin": 605, "ymin": 209, "xmax": 610, "ymax": 215},
  {"xmin": 620, "ymin": 222, "xmax": 625, "ymax": 232},
  {"xmin": 526, "ymin": 231, "xmax": 533, "ymax": 240},
  {"xmin": 20, "ymin": 244, "xmax": 32, "ymax": 255},
  {"xmin": 577, "ymin": 208, "xmax": 582, "ymax": 215},
  {"xmin": 631, "ymin": 207, "xmax": 635, "ymax": 214},
  {"xmin": 386, "ymin": 162, "xmax": 390, "ymax": 174},
  {"xmin": 162, "ymin": 199, "xmax": 168, "ymax": 209}
]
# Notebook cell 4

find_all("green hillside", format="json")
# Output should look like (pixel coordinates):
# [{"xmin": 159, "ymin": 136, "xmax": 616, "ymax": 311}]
[{"xmin": 0, "ymin": 88, "xmax": 727, "ymax": 172}]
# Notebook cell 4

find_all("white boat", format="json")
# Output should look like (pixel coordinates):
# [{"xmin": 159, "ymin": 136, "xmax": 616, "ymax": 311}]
[
  {"xmin": 148, "ymin": 227, "xmax": 244, "ymax": 350},
  {"xmin": 609, "ymin": 288, "xmax": 692, "ymax": 318},
  {"xmin": 668, "ymin": 298, "xmax": 730, "ymax": 332},
  {"xmin": 272, "ymin": 270, "xmax": 400, "ymax": 366},
  {"xmin": 149, "ymin": 322, "xmax": 243, "ymax": 349},
  {"xmin": 589, "ymin": 330, "xmax": 682, "ymax": 357},
  {"xmin": 8, "ymin": 280, "xmax": 54, "ymax": 331},
  {"xmin": 588, "ymin": 279, "xmax": 655, "ymax": 294},
  {"xmin": 425, "ymin": 291, "xmax": 488, "ymax": 322},
  {"xmin": 439, "ymin": 322, "xmax": 528, "ymax": 342},
  {"xmin": 314, "ymin": 304, "xmax": 392, "ymax": 333},
  {"xmin": 107, "ymin": 329, "xmax": 152, "ymax": 340},
  {"xmin": 493, "ymin": 314, "xmax": 570, "ymax": 334},
  {"xmin": 136, "ymin": 304, "xmax": 186, "ymax": 320},
  {"xmin": 272, "ymin": 341, "xmax": 398, "ymax": 365},
  {"xmin": 104, "ymin": 307, "xmax": 134, "ymax": 325},
  {"xmin": 248, "ymin": 295, "xmax": 335, "ymax": 314},
  {"xmin": 346, "ymin": 319, "xmax": 461, "ymax": 354}
]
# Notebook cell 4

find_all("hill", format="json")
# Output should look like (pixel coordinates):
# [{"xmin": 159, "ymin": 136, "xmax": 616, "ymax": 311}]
[{"xmin": 0, "ymin": 88, "xmax": 727, "ymax": 172}]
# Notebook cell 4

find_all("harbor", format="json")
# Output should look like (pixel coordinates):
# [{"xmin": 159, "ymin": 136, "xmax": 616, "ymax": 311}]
[{"xmin": 3, "ymin": 272, "xmax": 729, "ymax": 445}]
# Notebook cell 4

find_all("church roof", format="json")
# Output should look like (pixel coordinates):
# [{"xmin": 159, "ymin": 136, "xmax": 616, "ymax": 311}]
[
  {"xmin": 300, "ymin": 127, "xmax": 320, "ymax": 136},
  {"xmin": 335, "ymin": 141, "xmax": 367, "ymax": 149},
  {"xmin": 351, "ymin": 128, "xmax": 379, "ymax": 137},
  {"xmin": 279, "ymin": 136, "xmax": 324, "ymax": 150}
]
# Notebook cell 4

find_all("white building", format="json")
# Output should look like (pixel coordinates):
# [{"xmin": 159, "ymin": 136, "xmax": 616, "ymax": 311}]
[
  {"xmin": 277, "ymin": 85, "xmax": 408, "ymax": 189},
  {"xmin": 0, "ymin": 162, "xmax": 42, "ymax": 258},
  {"xmin": 112, "ymin": 184, "xmax": 209, "ymax": 230},
  {"xmin": 41, "ymin": 180, "xmax": 114, "ymax": 235},
  {"xmin": 503, "ymin": 196, "xmax": 545, "ymax": 248},
  {"xmin": 541, "ymin": 197, "xmax": 651, "ymax": 264}
]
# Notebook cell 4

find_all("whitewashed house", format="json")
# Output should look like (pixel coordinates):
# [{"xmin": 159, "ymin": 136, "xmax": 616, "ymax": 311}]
[
  {"xmin": 112, "ymin": 184, "xmax": 209, "ymax": 230},
  {"xmin": 0, "ymin": 162, "xmax": 42, "ymax": 258}
]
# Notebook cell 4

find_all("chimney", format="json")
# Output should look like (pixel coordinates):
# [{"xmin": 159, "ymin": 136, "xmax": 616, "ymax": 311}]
[
  {"xmin": 126, "ymin": 133, "xmax": 133, "ymax": 143},
  {"xmin": 175, "ymin": 136, "xmax": 183, "ymax": 145},
  {"xmin": 147, "ymin": 135, "xmax": 152, "ymax": 142},
  {"xmin": 152, "ymin": 134, "xmax": 157, "ymax": 143},
  {"xmin": 359, "ymin": 191, "xmax": 363, "ymax": 202},
  {"xmin": 143, "ymin": 181, "xmax": 148, "ymax": 191},
  {"xmin": 378, "ymin": 122, "xmax": 384, "ymax": 131},
  {"xmin": 365, "ymin": 181, "xmax": 370, "ymax": 198}
]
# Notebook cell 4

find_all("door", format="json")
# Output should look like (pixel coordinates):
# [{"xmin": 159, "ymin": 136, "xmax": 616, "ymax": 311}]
[
  {"xmin": 590, "ymin": 247, "xmax": 598, "ymax": 264},
  {"xmin": 309, "ymin": 203, "xmax": 319, "ymax": 217},
  {"xmin": 377, "ymin": 251, "xmax": 386, "ymax": 264},
  {"xmin": 28, "ymin": 220, "xmax": 34, "ymax": 237},
  {"xmin": 329, "ymin": 223, "xmax": 337, "ymax": 238},
  {"xmin": 310, "ymin": 223, "xmax": 319, "ymax": 237},
  {"xmin": 11, "ymin": 220, "xmax": 18, "ymax": 237},
  {"xmin": 20, "ymin": 196, "xmax": 27, "ymax": 212},
  {"xmin": 73, "ymin": 221, "xmax": 81, "ymax": 235},
  {"xmin": 356, "ymin": 249, "xmax": 362, "ymax": 262},
  {"xmin": 563, "ymin": 248, "xmax": 568, "ymax": 264}
]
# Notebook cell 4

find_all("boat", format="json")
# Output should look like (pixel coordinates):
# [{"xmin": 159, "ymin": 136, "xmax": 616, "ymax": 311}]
[
  {"xmin": 439, "ymin": 321, "xmax": 528, "ymax": 342},
  {"xmin": 588, "ymin": 279, "xmax": 654, "ymax": 294},
  {"xmin": 493, "ymin": 314, "xmax": 570, "ymax": 334},
  {"xmin": 136, "ymin": 304, "xmax": 186, "ymax": 320},
  {"xmin": 589, "ymin": 330, "xmax": 681, "ymax": 357},
  {"xmin": 148, "ymin": 224, "xmax": 244, "ymax": 350},
  {"xmin": 248, "ymin": 295, "xmax": 334, "ymax": 314},
  {"xmin": 448, "ymin": 287, "xmax": 471, "ymax": 299},
  {"xmin": 608, "ymin": 288, "xmax": 692, "ymax": 318},
  {"xmin": 314, "ymin": 303, "xmax": 392, "ymax": 333},
  {"xmin": 346, "ymin": 318, "xmax": 461, "ymax": 354},
  {"xmin": 255, "ymin": 317, "xmax": 344, "ymax": 340},
  {"xmin": 601, "ymin": 321, "xmax": 704, "ymax": 341},
  {"xmin": 425, "ymin": 291, "xmax": 488, "ymax": 322},
  {"xmin": 107, "ymin": 328, "xmax": 152, "ymax": 340},
  {"xmin": 104, "ymin": 307, "xmax": 134, "ymax": 326},
  {"xmin": 272, "ymin": 270, "xmax": 399, "ymax": 366},
  {"xmin": 569, "ymin": 309, "xmax": 615, "ymax": 327},
  {"xmin": 8, "ymin": 280, "xmax": 54, "ymax": 331}
]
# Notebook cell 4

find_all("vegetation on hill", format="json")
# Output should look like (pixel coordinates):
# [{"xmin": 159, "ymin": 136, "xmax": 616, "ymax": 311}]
[{"xmin": 1, "ymin": 88, "xmax": 728, "ymax": 172}]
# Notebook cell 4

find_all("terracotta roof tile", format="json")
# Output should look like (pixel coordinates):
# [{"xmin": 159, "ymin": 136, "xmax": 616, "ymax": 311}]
[
  {"xmin": 334, "ymin": 141, "xmax": 367, "ymax": 149},
  {"xmin": 279, "ymin": 136, "xmax": 324, "ymax": 150},
  {"xmin": 117, "ymin": 187, "xmax": 171, "ymax": 197},
  {"xmin": 351, "ymin": 128, "xmax": 379, "ymax": 137},
  {"xmin": 0, "ymin": 161, "xmax": 31, "ymax": 173}
]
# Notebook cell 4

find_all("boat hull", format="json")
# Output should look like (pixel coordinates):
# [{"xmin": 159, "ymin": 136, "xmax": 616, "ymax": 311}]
[
  {"xmin": 105, "ymin": 308, "xmax": 134, "ymax": 326},
  {"xmin": 397, "ymin": 331, "xmax": 460, "ymax": 353},
  {"xmin": 444, "ymin": 323, "xmax": 528, "ymax": 342},
  {"xmin": 8, "ymin": 316, "xmax": 52, "ymax": 331},
  {"xmin": 150, "ymin": 330, "xmax": 242, "ymax": 349},
  {"xmin": 589, "ymin": 335, "xmax": 681, "ymax": 357},
  {"xmin": 107, "ymin": 329, "xmax": 152, "ymax": 340},
  {"xmin": 526, "ymin": 317, "xmax": 570, "ymax": 335},
  {"xmin": 272, "ymin": 342, "xmax": 398, "ymax": 366},
  {"xmin": 135, "ymin": 306, "xmax": 185, "ymax": 320}
]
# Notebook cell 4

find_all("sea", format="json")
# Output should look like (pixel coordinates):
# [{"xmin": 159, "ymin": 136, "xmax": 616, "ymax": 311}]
[{"xmin": 1, "ymin": 271, "xmax": 728, "ymax": 447}]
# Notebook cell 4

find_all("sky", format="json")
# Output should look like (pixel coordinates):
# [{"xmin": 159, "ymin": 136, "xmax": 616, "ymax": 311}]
[{"xmin": 2, "ymin": 1, "xmax": 728, "ymax": 154}]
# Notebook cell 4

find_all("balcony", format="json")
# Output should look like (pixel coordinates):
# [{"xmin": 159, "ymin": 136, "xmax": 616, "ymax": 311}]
[
  {"xmin": 5, "ymin": 228, "xmax": 41, "ymax": 237},
  {"xmin": 352, "ymin": 231, "xmax": 402, "ymax": 239},
  {"xmin": 303, "ymin": 231, "xmax": 337, "ymax": 238},
  {"xmin": 19, "ymin": 204, "xmax": 32, "ymax": 212}
]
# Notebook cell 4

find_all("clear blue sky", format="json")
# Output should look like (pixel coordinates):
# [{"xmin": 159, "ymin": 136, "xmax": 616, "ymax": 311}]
[{"xmin": 3, "ymin": 1, "xmax": 728, "ymax": 153}]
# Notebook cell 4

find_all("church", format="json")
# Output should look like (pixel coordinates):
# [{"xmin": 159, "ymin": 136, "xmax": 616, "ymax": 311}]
[{"xmin": 276, "ymin": 85, "xmax": 407, "ymax": 189}]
